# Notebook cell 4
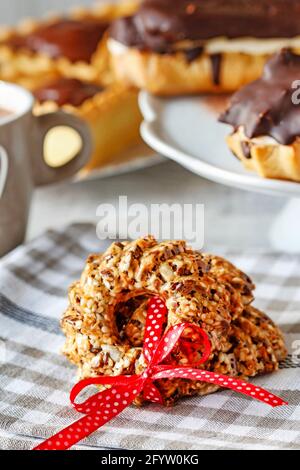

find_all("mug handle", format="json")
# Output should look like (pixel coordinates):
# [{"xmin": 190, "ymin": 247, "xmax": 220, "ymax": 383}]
[
  {"xmin": 0, "ymin": 145, "xmax": 8, "ymax": 199},
  {"xmin": 33, "ymin": 111, "xmax": 92, "ymax": 186}
]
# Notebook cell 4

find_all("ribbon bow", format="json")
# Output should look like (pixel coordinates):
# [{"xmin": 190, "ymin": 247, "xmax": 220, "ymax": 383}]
[{"xmin": 34, "ymin": 297, "xmax": 287, "ymax": 451}]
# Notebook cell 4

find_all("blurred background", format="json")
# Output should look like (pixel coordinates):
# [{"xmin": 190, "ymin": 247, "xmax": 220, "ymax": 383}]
[
  {"xmin": 0, "ymin": 0, "xmax": 288, "ymax": 253},
  {"xmin": 0, "ymin": 0, "xmax": 98, "ymax": 24}
]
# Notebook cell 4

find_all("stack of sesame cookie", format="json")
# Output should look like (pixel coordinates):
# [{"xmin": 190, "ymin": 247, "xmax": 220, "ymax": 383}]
[{"xmin": 61, "ymin": 236, "xmax": 286, "ymax": 406}]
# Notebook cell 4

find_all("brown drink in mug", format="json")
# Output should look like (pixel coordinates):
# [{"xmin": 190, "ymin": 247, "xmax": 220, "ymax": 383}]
[{"xmin": 0, "ymin": 82, "xmax": 92, "ymax": 257}]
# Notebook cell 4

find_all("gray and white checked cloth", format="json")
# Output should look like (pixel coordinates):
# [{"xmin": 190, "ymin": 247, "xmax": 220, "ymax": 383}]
[{"xmin": 0, "ymin": 223, "xmax": 299, "ymax": 450}]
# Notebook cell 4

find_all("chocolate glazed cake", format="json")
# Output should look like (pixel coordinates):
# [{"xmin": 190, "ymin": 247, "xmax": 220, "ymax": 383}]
[
  {"xmin": 220, "ymin": 50, "xmax": 300, "ymax": 182},
  {"xmin": 108, "ymin": 0, "xmax": 300, "ymax": 95}
]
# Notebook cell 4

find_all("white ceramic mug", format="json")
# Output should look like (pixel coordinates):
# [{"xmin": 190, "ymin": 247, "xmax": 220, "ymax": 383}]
[
  {"xmin": 0, "ymin": 82, "xmax": 92, "ymax": 257},
  {"xmin": 0, "ymin": 146, "xmax": 8, "ymax": 200}
]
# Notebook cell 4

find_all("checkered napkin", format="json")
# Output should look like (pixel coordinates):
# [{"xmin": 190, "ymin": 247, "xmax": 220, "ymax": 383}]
[{"xmin": 0, "ymin": 224, "xmax": 299, "ymax": 450}]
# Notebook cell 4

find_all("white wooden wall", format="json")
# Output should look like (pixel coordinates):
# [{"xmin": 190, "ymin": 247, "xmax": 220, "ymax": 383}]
[{"xmin": 0, "ymin": 0, "xmax": 116, "ymax": 25}]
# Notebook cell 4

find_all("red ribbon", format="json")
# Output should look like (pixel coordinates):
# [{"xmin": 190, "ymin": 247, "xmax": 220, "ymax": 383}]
[{"xmin": 34, "ymin": 297, "xmax": 287, "ymax": 451}]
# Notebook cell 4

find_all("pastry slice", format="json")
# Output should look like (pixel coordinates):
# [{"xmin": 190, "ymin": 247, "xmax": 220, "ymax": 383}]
[
  {"xmin": 32, "ymin": 77, "xmax": 142, "ymax": 172},
  {"xmin": 220, "ymin": 49, "xmax": 300, "ymax": 182},
  {"xmin": 108, "ymin": 0, "xmax": 300, "ymax": 95}
]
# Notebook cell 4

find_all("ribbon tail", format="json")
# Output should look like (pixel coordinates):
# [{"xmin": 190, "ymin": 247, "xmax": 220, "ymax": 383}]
[
  {"xmin": 34, "ymin": 409, "xmax": 111, "ymax": 451},
  {"xmin": 143, "ymin": 380, "xmax": 164, "ymax": 405},
  {"xmin": 33, "ymin": 380, "xmax": 144, "ymax": 451},
  {"xmin": 152, "ymin": 367, "xmax": 287, "ymax": 408}
]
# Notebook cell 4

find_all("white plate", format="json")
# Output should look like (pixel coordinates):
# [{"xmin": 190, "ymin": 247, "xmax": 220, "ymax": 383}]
[
  {"xmin": 75, "ymin": 143, "xmax": 164, "ymax": 182},
  {"xmin": 139, "ymin": 91, "xmax": 300, "ymax": 197}
]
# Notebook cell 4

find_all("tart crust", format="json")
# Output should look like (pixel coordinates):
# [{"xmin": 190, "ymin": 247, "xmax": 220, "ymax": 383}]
[
  {"xmin": 227, "ymin": 128, "xmax": 300, "ymax": 182},
  {"xmin": 109, "ymin": 45, "xmax": 270, "ymax": 95}
]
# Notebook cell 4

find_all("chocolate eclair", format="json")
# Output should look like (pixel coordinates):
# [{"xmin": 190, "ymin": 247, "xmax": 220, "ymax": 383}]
[
  {"xmin": 108, "ymin": 0, "xmax": 300, "ymax": 95},
  {"xmin": 220, "ymin": 50, "xmax": 300, "ymax": 182},
  {"xmin": 0, "ymin": 1, "xmax": 139, "ymax": 85},
  {"xmin": 33, "ymin": 77, "xmax": 142, "ymax": 173}
]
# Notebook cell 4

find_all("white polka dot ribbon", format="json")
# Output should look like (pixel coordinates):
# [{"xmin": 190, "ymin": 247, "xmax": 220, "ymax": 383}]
[{"xmin": 33, "ymin": 297, "xmax": 287, "ymax": 451}]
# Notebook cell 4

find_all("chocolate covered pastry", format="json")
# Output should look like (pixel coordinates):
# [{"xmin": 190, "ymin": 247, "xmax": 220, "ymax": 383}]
[
  {"xmin": 108, "ymin": 0, "xmax": 300, "ymax": 95},
  {"xmin": 33, "ymin": 78, "xmax": 104, "ymax": 107},
  {"xmin": 0, "ymin": 1, "xmax": 139, "ymax": 85},
  {"xmin": 33, "ymin": 77, "xmax": 142, "ymax": 172},
  {"xmin": 61, "ymin": 236, "xmax": 286, "ymax": 406},
  {"xmin": 5, "ymin": 19, "xmax": 109, "ymax": 63},
  {"xmin": 220, "ymin": 50, "xmax": 300, "ymax": 182}
]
